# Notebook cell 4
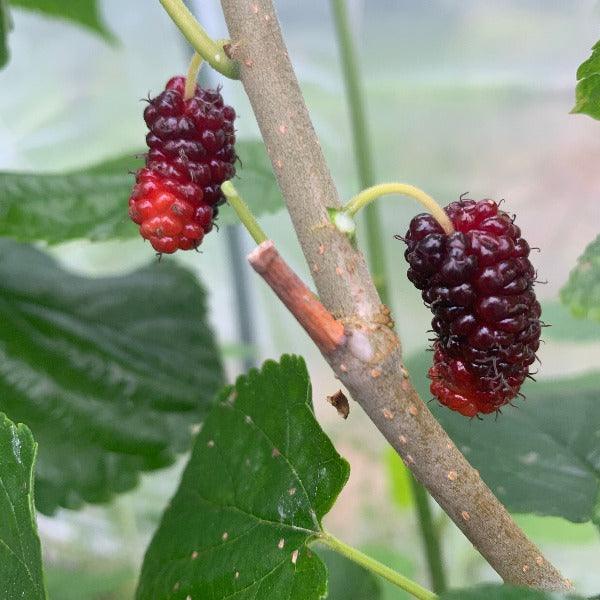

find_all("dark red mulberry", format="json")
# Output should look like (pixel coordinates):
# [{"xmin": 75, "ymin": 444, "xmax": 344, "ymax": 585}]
[
  {"xmin": 129, "ymin": 76, "xmax": 236, "ymax": 253},
  {"xmin": 402, "ymin": 198, "xmax": 541, "ymax": 417}
]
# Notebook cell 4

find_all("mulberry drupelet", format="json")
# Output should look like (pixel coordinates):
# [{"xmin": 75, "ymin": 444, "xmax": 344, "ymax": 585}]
[
  {"xmin": 129, "ymin": 76, "xmax": 236, "ymax": 253},
  {"xmin": 402, "ymin": 198, "xmax": 541, "ymax": 417}
]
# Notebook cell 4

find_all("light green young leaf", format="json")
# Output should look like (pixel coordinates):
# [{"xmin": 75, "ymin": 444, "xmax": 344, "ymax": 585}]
[
  {"xmin": 0, "ymin": 239, "xmax": 224, "ymax": 513},
  {"xmin": 9, "ymin": 0, "xmax": 113, "ymax": 40},
  {"xmin": 407, "ymin": 352, "xmax": 600, "ymax": 524},
  {"xmin": 136, "ymin": 355, "xmax": 350, "ymax": 600},
  {"xmin": 0, "ymin": 140, "xmax": 283, "ymax": 244},
  {"xmin": 0, "ymin": 413, "xmax": 47, "ymax": 599},
  {"xmin": 572, "ymin": 40, "xmax": 600, "ymax": 119},
  {"xmin": 560, "ymin": 234, "xmax": 600, "ymax": 321}
]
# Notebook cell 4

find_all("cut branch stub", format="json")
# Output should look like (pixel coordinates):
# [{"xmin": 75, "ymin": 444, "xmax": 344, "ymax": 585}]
[{"xmin": 248, "ymin": 240, "xmax": 346, "ymax": 354}]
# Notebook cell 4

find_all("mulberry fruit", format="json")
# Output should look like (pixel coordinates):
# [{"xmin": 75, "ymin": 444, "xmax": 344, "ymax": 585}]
[
  {"xmin": 129, "ymin": 76, "xmax": 236, "ymax": 253},
  {"xmin": 402, "ymin": 198, "xmax": 541, "ymax": 417}
]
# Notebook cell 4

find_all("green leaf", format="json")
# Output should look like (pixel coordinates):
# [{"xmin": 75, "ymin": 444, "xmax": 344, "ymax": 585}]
[
  {"xmin": 440, "ymin": 584, "xmax": 584, "ymax": 599},
  {"xmin": 0, "ymin": 239, "xmax": 224, "ymax": 513},
  {"xmin": 0, "ymin": 154, "xmax": 141, "ymax": 244},
  {"xmin": 45, "ymin": 565, "xmax": 134, "ymax": 600},
  {"xmin": 316, "ymin": 549, "xmax": 381, "ymax": 600},
  {"xmin": 136, "ymin": 355, "xmax": 350, "ymax": 600},
  {"xmin": 0, "ymin": 413, "xmax": 47, "ymax": 599},
  {"xmin": 560, "ymin": 234, "xmax": 600, "ymax": 321},
  {"xmin": 573, "ymin": 41, "xmax": 600, "ymax": 119},
  {"xmin": 9, "ymin": 0, "xmax": 112, "ymax": 40},
  {"xmin": 406, "ymin": 352, "xmax": 600, "ymax": 524},
  {"xmin": 0, "ymin": 140, "xmax": 283, "ymax": 244},
  {"xmin": 0, "ymin": 0, "xmax": 11, "ymax": 69}
]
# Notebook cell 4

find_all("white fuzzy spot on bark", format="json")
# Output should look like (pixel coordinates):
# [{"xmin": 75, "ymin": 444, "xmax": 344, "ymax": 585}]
[{"xmin": 348, "ymin": 329, "xmax": 374, "ymax": 362}]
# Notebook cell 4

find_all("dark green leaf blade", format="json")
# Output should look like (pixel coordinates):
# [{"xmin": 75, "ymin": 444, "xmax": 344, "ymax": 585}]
[
  {"xmin": 9, "ymin": 0, "xmax": 112, "ymax": 40},
  {"xmin": 136, "ymin": 355, "xmax": 350, "ymax": 600},
  {"xmin": 573, "ymin": 41, "xmax": 600, "ymax": 119},
  {"xmin": 560, "ymin": 234, "xmax": 600, "ymax": 321},
  {"xmin": 441, "ymin": 584, "xmax": 584, "ymax": 599},
  {"xmin": 0, "ymin": 140, "xmax": 283, "ymax": 244},
  {"xmin": 0, "ymin": 239, "xmax": 224, "ymax": 513},
  {"xmin": 406, "ymin": 352, "xmax": 600, "ymax": 524},
  {"xmin": 0, "ymin": 154, "xmax": 141, "ymax": 244},
  {"xmin": 0, "ymin": 0, "xmax": 11, "ymax": 68},
  {"xmin": 0, "ymin": 413, "xmax": 47, "ymax": 599}
]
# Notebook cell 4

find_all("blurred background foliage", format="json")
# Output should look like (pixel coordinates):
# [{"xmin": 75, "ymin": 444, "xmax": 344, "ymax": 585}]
[{"xmin": 1, "ymin": 0, "xmax": 600, "ymax": 598}]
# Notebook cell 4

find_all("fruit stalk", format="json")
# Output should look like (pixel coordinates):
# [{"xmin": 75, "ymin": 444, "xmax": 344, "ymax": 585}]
[
  {"xmin": 221, "ymin": 181, "xmax": 268, "ymax": 245},
  {"xmin": 184, "ymin": 52, "xmax": 203, "ymax": 100},
  {"xmin": 219, "ymin": 0, "xmax": 569, "ymax": 589},
  {"xmin": 343, "ymin": 183, "xmax": 454, "ymax": 235},
  {"xmin": 159, "ymin": 0, "xmax": 239, "ymax": 79}
]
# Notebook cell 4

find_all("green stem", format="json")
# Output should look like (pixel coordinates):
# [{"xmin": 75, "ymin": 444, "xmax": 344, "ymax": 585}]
[
  {"xmin": 343, "ymin": 183, "xmax": 454, "ymax": 235},
  {"xmin": 317, "ymin": 532, "xmax": 438, "ymax": 600},
  {"xmin": 330, "ymin": 0, "xmax": 448, "ymax": 593},
  {"xmin": 329, "ymin": 0, "xmax": 388, "ymax": 295},
  {"xmin": 159, "ymin": 0, "xmax": 240, "ymax": 79},
  {"xmin": 221, "ymin": 181, "xmax": 268, "ymax": 244},
  {"xmin": 184, "ymin": 52, "xmax": 204, "ymax": 100},
  {"xmin": 411, "ymin": 482, "xmax": 449, "ymax": 594}
]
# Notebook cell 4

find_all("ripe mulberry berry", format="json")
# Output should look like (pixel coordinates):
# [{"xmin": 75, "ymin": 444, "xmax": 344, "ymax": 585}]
[
  {"xmin": 128, "ymin": 76, "xmax": 236, "ymax": 253},
  {"xmin": 402, "ymin": 198, "xmax": 541, "ymax": 417}
]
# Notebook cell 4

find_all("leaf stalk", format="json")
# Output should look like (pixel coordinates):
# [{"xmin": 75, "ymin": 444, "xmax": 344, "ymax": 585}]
[{"xmin": 317, "ymin": 532, "xmax": 438, "ymax": 600}]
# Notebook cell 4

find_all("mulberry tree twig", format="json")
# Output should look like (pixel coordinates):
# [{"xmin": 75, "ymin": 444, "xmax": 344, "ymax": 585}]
[{"xmin": 219, "ymin": 0, "xmax": 569, "ymax": 590}]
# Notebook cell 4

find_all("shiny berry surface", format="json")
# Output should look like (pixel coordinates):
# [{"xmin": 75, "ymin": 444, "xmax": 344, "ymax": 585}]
[
  {"xmin": 129, "ymin": 76, "xmax": 236, "ymax": 253},
  {"xmin": 402, "ymin": 198, "xmax": 541, "ymax": 416}
]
